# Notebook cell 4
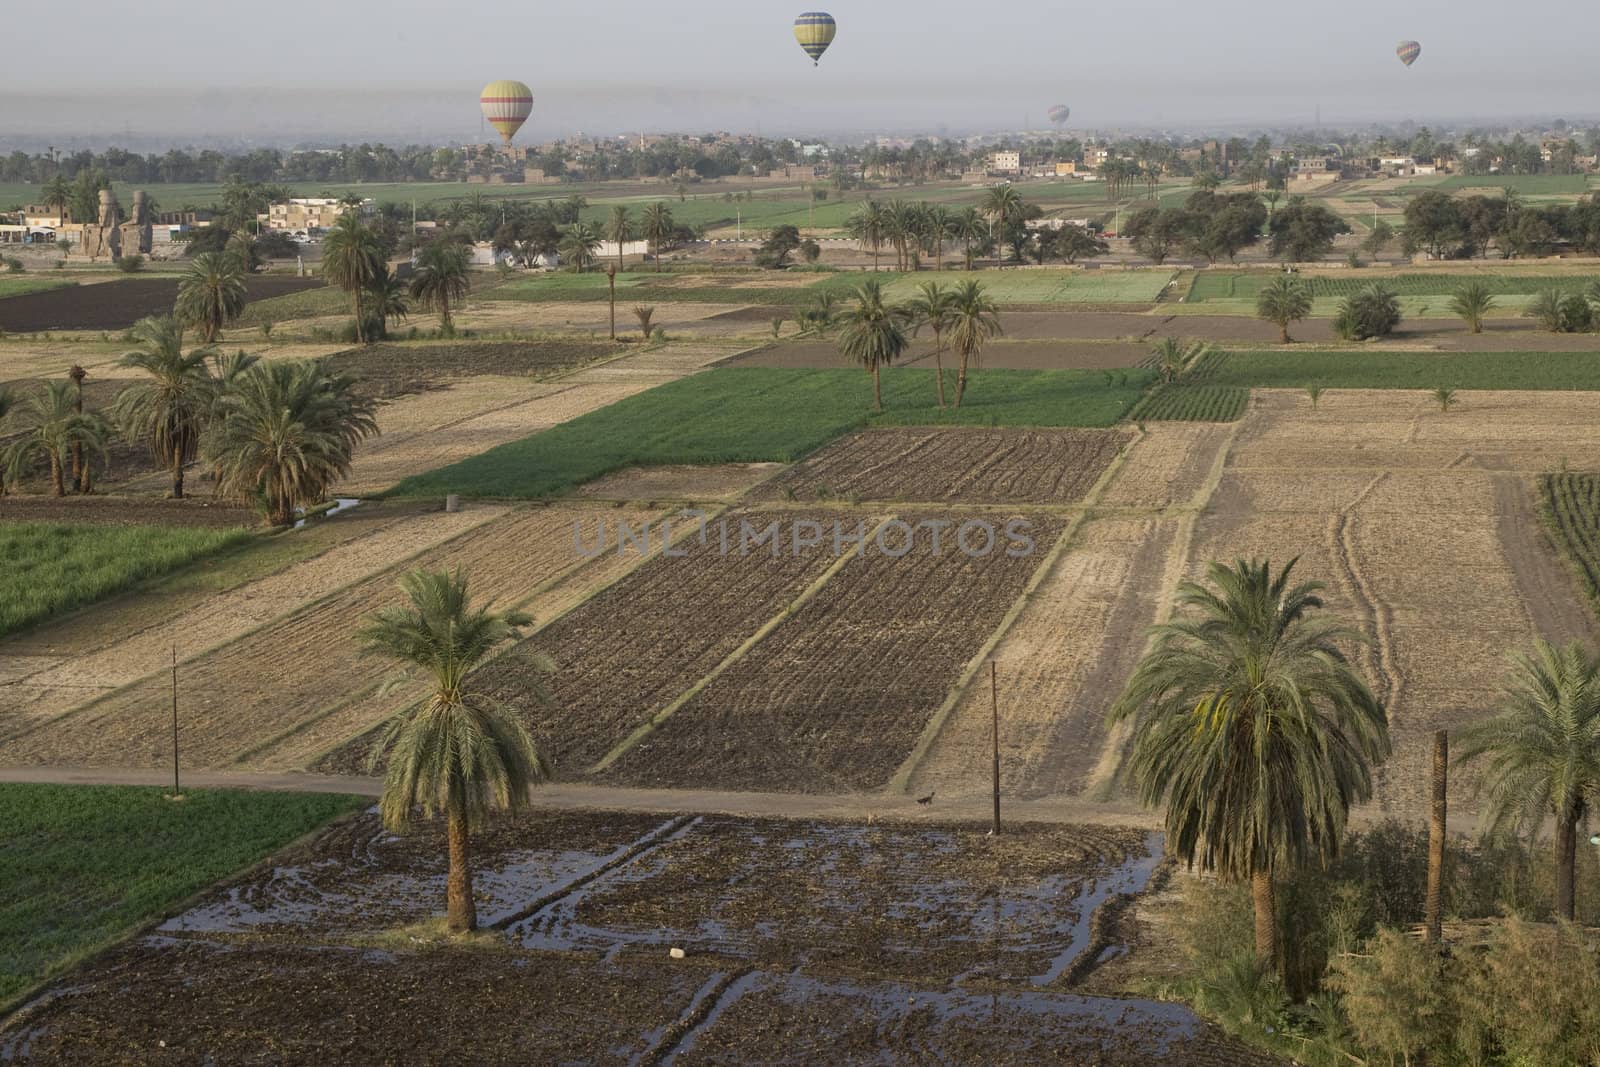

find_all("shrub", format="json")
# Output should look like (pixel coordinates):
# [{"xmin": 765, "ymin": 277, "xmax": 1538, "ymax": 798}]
[
  {"xmin": 1327, "ymin": 927, "xmax": 1456, "ymax": 1065},
  {"xmin": 115, "ymin": 254, "xmax": 145, "ymax": 273},
  {"xmin": 1332, "ymin": 284, "xmax": 1402, "ymax": 340},
  {"xmin": 3, "ymin": 256, "xmax": 23, "ymax": 272},
  {"xmin": 1527, "ymin": 287, "xmax": 1593, "ymax": 333}
]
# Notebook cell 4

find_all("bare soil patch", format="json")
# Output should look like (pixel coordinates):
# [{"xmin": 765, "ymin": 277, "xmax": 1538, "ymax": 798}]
[
  {"xmin": 753, "ymin": 428, "xmax": 1131, "ymax": 505},
  {"xmin": 574, "ymin": 462, "xmax": 781, "ymax": 502},
  {"xmin": 0, "ymin": 276, "xmax": 324, "ymax": 333},
  {"xmin": 0, "ymin": 494, "xmax": 255, "ymax": 528},
  {"xmin": 325, "ymin": 339, "xmax": 623, "ymax": 399}
]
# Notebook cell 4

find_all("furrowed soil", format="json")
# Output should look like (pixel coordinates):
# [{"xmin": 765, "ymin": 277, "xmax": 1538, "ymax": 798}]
[
  {"xmin": 0, "ymin": 276, "xmax": 324, "ymax": 332},
  {"xmin": 0, "ymin": 496, "xmax": 256, "ymax": 528},
  {"xmin": 324, "ymin": 339, "xmax": 624, "ymax": 399},
  {"xmin": 0, "ymin": 505, "xmax": 657, "ymax": 770},
  {"xmin": 752, "ymin": 428, "xmax": 1131, "ymax": 505},
  {"xmin": 601, "ymin": 512, "xmax": 1068, "ymax": 793},
  {"xmin": 1, "ymin": 809, "xmax": 1278, "ymax": 1065}
]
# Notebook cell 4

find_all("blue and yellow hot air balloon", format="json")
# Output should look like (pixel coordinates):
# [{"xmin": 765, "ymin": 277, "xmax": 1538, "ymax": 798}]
[
  {"xmin": 1396, "ymin": 40, "xmax": 1421, "ymax": 67},
  {"xmin": 794, "ymin": 12, "xmax": 837, "ymax": 66}
]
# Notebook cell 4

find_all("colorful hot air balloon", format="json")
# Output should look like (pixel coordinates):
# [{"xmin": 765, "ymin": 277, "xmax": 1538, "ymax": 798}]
[
  {"xmin": 480, "ymin": 80, "xmax": 534, "ymax": 147},
  {"xmin": 1396, "ymin": 41, "xmax": 1421, "ymax": 67},
  {"xmin": 1047, "ymin": 105, "xmax": 1071, "ymax": 127},
  {"xmin": 794, "ymin": 12, "xmax": 837, "ymax": 66}
]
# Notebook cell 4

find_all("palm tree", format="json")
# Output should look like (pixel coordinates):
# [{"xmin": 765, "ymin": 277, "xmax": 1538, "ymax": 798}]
[
  {"xmin": 953, "ymin": 207, "xmax": 988, "ymax": 271},
  {"xmin": 1448, "ymin": 281, "xmax": 1496, "ymax": 334},
  {"xmin": 359, "ymin": 568, "xmax": 549, "ymax": 934},
  {"xmin": 1433, "ymin": 386, "xmax": 1458, "ymax": 412},
  {"xmin": 982, "ymin": 185, "xmax": 1024, "ymax": 264},
  {"xmin": 369, "ymin": 265, "xmax": 411, "ymax": 337},
  {"xmin": 206, "ymin": 359, "xmax": 377, "ymax": 526},
  {"xmin": 884, "ymin": 200, "xmax": 917, "ymax": 271},
  {"xmin": 4, "ymin": 380, "xmax": 110, "ymax": 497},
  {"xmin": 322, "ymin": 213, "xmax": 384, "ymax": 344},
  {"xmin": 224, "ymin": 229, "xmax": 261, "ymax": 274},
  {"xmin": 1151, "ymin": 337, "xmax": 1207, "ymax": 384},
  {"xmin": 1457, "ymin": 640, "xmax": 1600, "ymax": 921},
  {"xmin": 632, "ymin": 305, "xmax": 655, "ymax": 339},
  {"xmin": 605, "ymin": 205, "xmax": 632, "ymax": 274},
  {"xmin": 559, "ymin": 222, "xmax": 601, "ymax": 273},
  {"xmin": 641, "ymin": 202, "xmax": 674, "ymax": 272},
  {"xmin": 905, "ymin": 281, "xmax": 958, "ymax": 408},
  {"xmin": 409, "ymin": 240, "xmax": 470, "ymax": 331},
  {"xmin": 109, "ymin": 316, "xmax": 215, "ymax": 498},
  {"xmin": 1109, "ymin": 558, "xmax": 1390, "ymax": 971},
  {"xmin": 1255, "ymin": 275, "xmax": 1312, "ymax": 344},
  {"xmin": 42, "ymin": 175, "xmax": 71, "ymax": 223},
  {"xmin": 845, "ymin": 201, "xmax": 887, "ymax": 271},
  {"xmin": 175, "ymin": 252, "xmax": 247, "ymax": 344},
  {"xmin": 797, "ymin": 289, "xmax": 841, "ymax": 335},
  {"xmin": 835, "ymin": 280, "xmax": 909, "ymax": 411},
  {"xmin": 947, "ymin": 279, "xmax": 1002, "ymax": 408}
]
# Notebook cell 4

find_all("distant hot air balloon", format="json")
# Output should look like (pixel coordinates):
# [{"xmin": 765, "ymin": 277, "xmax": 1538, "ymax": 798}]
[
  {"xmin": 480, "ymin": 80, "xmax": 534, "ymax": 147},
  {"xmin": 1396, "ymin": 41, "xmax": 1421, "ymax": 67},
  {"xmin": 794, "ymin": 11, "xmax": 837, "ymax": 66},
  {"xmin": 1047, "ymin": 105, "xmax": 1071, "ymax": 127}
]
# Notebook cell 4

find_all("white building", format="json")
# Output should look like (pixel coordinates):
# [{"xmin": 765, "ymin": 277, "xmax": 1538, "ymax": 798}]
[
  {"xmin": 263, "ymin": 197, "xmax": 375, "ymax": 234},
  {"xmin": 988, "ymin": 150, "xmax": 1022, "ymax": 175}
]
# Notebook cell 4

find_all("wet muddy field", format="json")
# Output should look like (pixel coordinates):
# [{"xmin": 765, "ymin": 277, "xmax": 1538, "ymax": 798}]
[{"xmin": 0, "ymin": 810, "xmax": 1279, "ymax": 1064}]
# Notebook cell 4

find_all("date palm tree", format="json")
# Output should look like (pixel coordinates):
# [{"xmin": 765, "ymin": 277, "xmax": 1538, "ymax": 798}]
[
  {"xmin": 632, "ymin": 305, "xmax": 655, "ymax": 339},
  {"xmin": 947, "ymin": 279, "xmax": 1002, "ymax": 408},
  {"xmin": 1457, "ymin": 639, "xmax": 1600, "ymax": 921},
  {"xmin": 905, "ymin": 281, "xmax": 958, "ymax": 408},
  {"xmin": 109, "ymin": 316, "xmax": 215, "ymax": 498},
  {"xmin": 359, "ymin": 567, "xmax": 550, "ymax": 933},
  {"xmin": 982, "ymin": 185, "xmax": 1024, "ymax": 264},
  {"xmin": 605, "ymin": 205, "xmax": 632, "ymax": 274},
  {"xmin": 409, "ymin": 240, "xmax": 470, "ymax": 331},
  {"xmin": 175, "ymin": 252, "xmax": 247, "ymax": 344},
  {"xmin": 845, "ymin": 201, "xmax": 887, "ymax": 271},
  {"xmin": 369, "ymin": 264, "xmax": 411, "ymax": 337},
  {"xmin": 4, "ymin": 380, "xmax": 110, "ymax": 497},
  {"xmin": 1255, "ymin": 275, "xmax": 1312, "ymax": 344},
  {"xmin": 322, "ymin": 213, "xmax": 384, "ymax": 344},
  {"xmin": 1109, "ymin": 558, "xmax": 1390, "ymax": 973},
  {"xmin": 205, "ymin": 359, "xmax": 377, "ymax": 526},
  {"xmin": 953, "ymin": 207, "xmax": 988, "ymax": 271},
  {"xmin": 641, "ymin": 202, "xmax": 674, "ymax": 272},
  {"xmin": 1151, "ymin": 336, "xmax": 1207, "ymax": 385},
  {"xmin": 42, "ymin": 175, "xmax": 71, "ymax": 223},
  {"xmin": 1448, "ymin": 281, "xmax": 1496, "ymax": 334},
  {"xmin": 835, "ymin": 279, "xmax": 909, "ymax": 411},
  {"xmin": 559, "ymin": 221, "xmax": 601, "ymax": 273}
]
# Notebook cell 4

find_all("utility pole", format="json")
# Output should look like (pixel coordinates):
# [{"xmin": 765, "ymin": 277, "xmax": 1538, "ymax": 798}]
[
  {"xmin": 1425, "ymin": 730, "xmax": 1447, "ymax": 941},
  {"xmin": 606, "ymin": 262, "xmax": 617, "ymax": 340},
  {"xmin": 170, "ymin": 646, "xmax": 182, "ymax": 798},
  {"xmin": 990, "ymin": 660, "xmax": 1001, "ymax": 835}
]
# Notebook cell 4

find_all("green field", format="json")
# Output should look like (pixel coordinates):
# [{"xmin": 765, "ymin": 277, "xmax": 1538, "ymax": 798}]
[
  {"xmin": 0, "ymin": 784, "xmax": 364, "ymax": 1006},
  {"xmin": 235, "ymin": 286, "xmax": 351, "ymax": 325},
  {"xmin": 1190, "ymin": 349, "xmax": 1600, "ymax": 391},
  {"xmin": 388, "ymin": 365, "xmax": 1153, "ymax": 499},
  {"xmin": 1127, "ymin": 383, "xmax": 1247, "ymax": 422},
  {"xmin": 0, "ymin": 523, "xmax": 253, "ymax": 638},
  {"xmin": 1431, "ymin": 174, "xmax": 1594, "ymax": 195},
  {"xmin": 1541, "ymin": 473, "xmax": 1600, "ymax": 611},
  {"xmin": 1187, "ymin": 271, "xmax": 1600, "ymax": 302},
  {"xmin": 884, "ymin": 269, "xmax": 1174, "ymax": 305},
  {"xmin": 0, "ymin": 276, "xmax": 76, "ymax": 300}
]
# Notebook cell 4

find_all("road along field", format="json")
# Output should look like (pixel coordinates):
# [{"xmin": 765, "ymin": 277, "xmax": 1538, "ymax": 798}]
[
  {"xmin": 0, "ymin": 808, "xmax": 1274, "ymax": 1065},
  {"xmin": 0, "ymin": 504, "xmax": 665, "ymax": 771},
  {"xmin": 752, "ymin": 427, "xmax": 1130, "ymax": 505}
]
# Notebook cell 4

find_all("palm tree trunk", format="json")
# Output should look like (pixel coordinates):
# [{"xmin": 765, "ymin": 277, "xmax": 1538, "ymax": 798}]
[
  {"xmin": 447, "ymin": 807, "xmax": 477, "ymax": 932},
  {"xmin": 1279, "ymin": 321, "xmax": 1291, "ymax": 344},
  {"xmin": 872, "ymin": 363, "xmax": 882, "ymax": 412},
  {"xmin": 172, "ymin": 455, "xmax": 185, "ymax": 500},
  {"xmin": 933, "ymin": 332, "xmax": 947, "ymax": 408},
  {"xmin": 1557, "ymin": 811, "xmax": 1578, "ymax": 921},
  {"xmin": 353, "ymin": 290, "xmax": 366, "ymax": 344},
  {"xmin": 441, "ymin": 292, "xmax": 451, "ymax": 332},
  {"xmin": 954, "ymin": 353, "xmax": 969, "ymax": 409},
  {"xmin": 1252, "ymin": 870, "xmax": 1277, "ymax": 967},
  {"xmin": 49, "ymin": 455, "xmax": 64, "ymax": 497},
  {"xmin": 1425, "ymin": 729, "xmax": 1447, "ymax": 941}
]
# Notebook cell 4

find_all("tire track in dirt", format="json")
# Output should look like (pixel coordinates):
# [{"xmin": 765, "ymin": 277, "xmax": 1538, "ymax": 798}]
[{"xmin": 1328, "ymin": 474, "xmax": 1402, "ymax": 709}]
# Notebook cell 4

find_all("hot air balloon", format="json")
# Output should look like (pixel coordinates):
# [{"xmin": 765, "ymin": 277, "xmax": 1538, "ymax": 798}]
[
  {"xmin": 480, "ymin": 80, "xmax": 534, "ymax": 147},
  {"xmin": 794, "ymin": 12, "xmax": 837, "ymax": 66},
  {"xmin": 1396, "ymin": 41, "xmax": 1421, "ymax": 67},
  {"xmin": 1047, "ymin": 105, "xmax": 1071, "ymax": 127}
]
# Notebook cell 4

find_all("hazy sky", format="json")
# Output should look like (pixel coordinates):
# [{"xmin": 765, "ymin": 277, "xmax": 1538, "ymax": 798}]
[{"xmin": 4, "ymin": 0, "xmax": 1597, "ymax": 144}]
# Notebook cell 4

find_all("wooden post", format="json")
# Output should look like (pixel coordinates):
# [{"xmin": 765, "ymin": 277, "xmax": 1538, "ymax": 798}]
[
  {"xmin": 1425, "ymin": 729, "xmax": 1447, "ymax": 942},
  {"xmin": 607, "ymin": 263, "xmax": 617, "ymax": 340},
  {"xmin": 991, "ymin": 660, "xmax": 1001, "ymax": 835}
]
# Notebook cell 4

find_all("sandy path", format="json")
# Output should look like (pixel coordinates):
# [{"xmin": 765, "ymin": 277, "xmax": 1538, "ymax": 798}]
[{"xmin": 0, "ymin": 506, "xmax": 507, "ymax": 725}]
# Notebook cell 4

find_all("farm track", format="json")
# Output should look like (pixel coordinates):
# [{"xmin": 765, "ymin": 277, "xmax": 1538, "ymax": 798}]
[{"xmin": 0, "ymin": 506, "xmax": 654, "ymax": 769}]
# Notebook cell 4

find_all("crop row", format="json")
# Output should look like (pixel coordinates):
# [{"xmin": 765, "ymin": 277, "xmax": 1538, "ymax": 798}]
[
  {"xmin": 1127, "ymin": 384, "xmax": 1246, "ymax": 423},
  {"xmin": 1542, "ymin": 473, "xmax": 1600, "ymax": 609}
]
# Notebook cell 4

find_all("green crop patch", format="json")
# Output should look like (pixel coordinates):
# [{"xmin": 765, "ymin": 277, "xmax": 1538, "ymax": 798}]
[
  {"xmin": 0, "ymin": 523, "xmax": 252, "ymax": 638},
  {"xmin": 1186, "ymin": 349, "xmax": 1600, "ymax": 391},
  {"xmin": 387, "ymin": 366, "xmax": 1151, "ymax": 499},
  {"xmin": 1542, "ymin": 473, "xmax": 1600, "ymax": 612},
  {"xmin": 0, "ymin": 784, "xmax": 365, "ymax": 1006},
  {"xmin": 1127, "ymin": 384, "xmax": 1247, "ymax": 422},
  {"xmin": 1186, "ymin": 272, "xmax": 1600, "ymax": 302}
]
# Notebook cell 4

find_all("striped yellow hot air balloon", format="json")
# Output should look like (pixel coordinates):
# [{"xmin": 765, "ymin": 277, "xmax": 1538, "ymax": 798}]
[
  {"xmin": 480, "ymin": 80, "xmax": 534, "ymax": 146},
  {"xmin": 1396, "ymin": 41, "xmax": 1421, "ymax": 67},
  {"xmin": 794, "ymin": 12, "xmax": 837, "ymax": 66}
]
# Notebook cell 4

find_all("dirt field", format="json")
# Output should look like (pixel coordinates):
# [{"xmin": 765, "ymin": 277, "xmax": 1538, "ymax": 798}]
[
  {"xmin": 753, "ymin": 427, "xmax": 1131, "ymax": 505},
  {"xmin": 0, "ymin": 809, "xmax": 1277, "ymax": 1065},
  {"xmin": 0, "ymin": 495, "xmax": 256, "ymax": 528},
  {"xmin": 602, "ymin": 512, "xmax": 1068, "ymax": 793},
  {"xmin": 324, "ymin": 339, "xmax": 624, "ymax": 399},
  {"xmin": 574, "ymin": 463, "xmax": 782, "ymax": 501},
  {"xmin": 0, "ymin": 276, "xmax": 324, "ymax": 333},
  {"xmin": 0, "ymin": 504, "xmax": 660, "ymax": 770}
]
